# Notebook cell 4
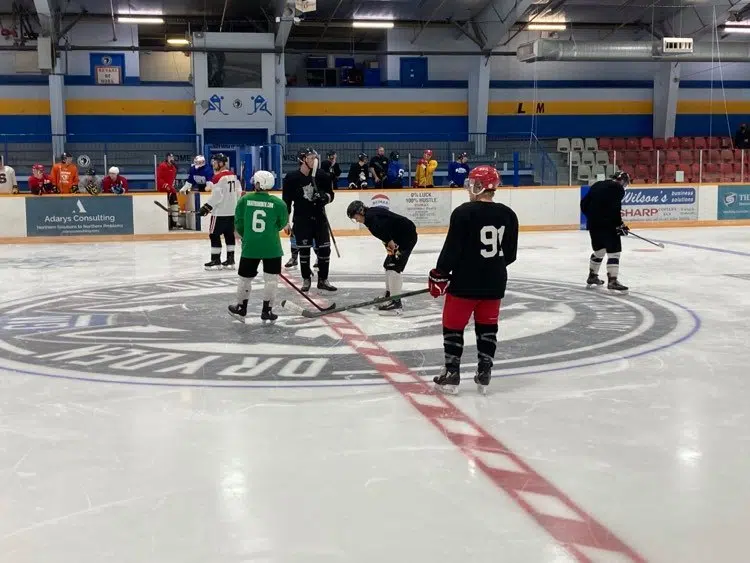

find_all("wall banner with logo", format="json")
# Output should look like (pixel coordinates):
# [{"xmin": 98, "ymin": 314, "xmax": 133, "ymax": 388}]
[
  {"xmin": 717, "ymin": 186, "xmax": 750, "ymax": 220},
  {"xmin": 368, "ymin": 190, "xmax": 452, "ymax": 227},
  {"xmin": 25, "ymin": 196, "xmax": 134, "ymax": 237},
  {"xmin": 621, "ymin": 186, "xmax": 698, "ymax": 222}
]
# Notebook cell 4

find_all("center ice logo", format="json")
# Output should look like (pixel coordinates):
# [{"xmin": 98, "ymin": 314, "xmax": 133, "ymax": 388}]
[{"xmin": 0, "ymin": 275, "xmax": 697, "ymax": 388}]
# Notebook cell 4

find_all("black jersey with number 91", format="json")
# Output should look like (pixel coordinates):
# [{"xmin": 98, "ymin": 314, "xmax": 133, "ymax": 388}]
[{"xmin": 436, "ymin": 200, "xmax": 519, "ymax": 299}]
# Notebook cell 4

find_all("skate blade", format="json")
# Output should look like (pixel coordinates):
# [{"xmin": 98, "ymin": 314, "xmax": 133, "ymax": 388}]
[
  {"xmin": 607, "ymin": 289, "xmax": 629, "ymax": 295},
  {"xmin": 434, "ymin": 383, "xmax": 459, "ymax": 395},
  {"xmin": 205, "ymin": 266, "xmax": 223, "ymax": 271},
  {"xmin": 476, "ymin": 384, "xmax": 489, "ymax": 395},
  {"xmin": 222, "ymin": 264, "xmax": 235, "ymax": 270},
  {"xmin": 227, "ymin": 310, "xmax": 247, "ymax": 323},
  {"xmin": 586, "ymin": 284, "xmax": 603, "ymax": 289},
  {"xmin": 377, "ymin": 309, "xmax": 403, "ymax": 316}
]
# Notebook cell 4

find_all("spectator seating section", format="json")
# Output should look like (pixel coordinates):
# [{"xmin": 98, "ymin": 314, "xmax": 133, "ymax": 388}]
[{"xmin": 556, "ymin": 136, "xmax": 749, "ymax": 183}]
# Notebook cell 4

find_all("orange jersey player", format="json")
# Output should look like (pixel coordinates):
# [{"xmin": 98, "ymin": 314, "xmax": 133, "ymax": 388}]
[{"xmin": 50, "ymin": 152, "xmax": 79, "ymax": 194}]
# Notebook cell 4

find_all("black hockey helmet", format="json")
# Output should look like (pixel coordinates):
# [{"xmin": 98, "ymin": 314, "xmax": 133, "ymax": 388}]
[
  {"xmin": 61, "ymin": 151, "xmax": 72, "ymax": 161},
  {"xmin": 297, "ymin": 147, "xmax": 318, "ymax": 163},
  {"xmin": 458, "ymin": 152, "xmax": 468, "ymax": 160},
  {"xmin": 326, "ymin": 150, "xmax": 336, "ymax": 159},
  {"xmin": 86, "ymin": 167, "xmax": 96, "ymax": 175},
  {"xmin": 346, "ymin": 200, "xmax": 366, "ymax": 219},
  {"xmin": 358, "ymin": 152, "xmax": 367, "ymax": 161},
  {"xmin": 390, "ymin": 151, "xmax": 399, "ymax": 160},
  {"xmin": 612, "ymin": 170, "xmax": 631, "ymax": 186},
  {"xmin": 211, "ymin": 152, "xmax": 229, "ymax": 166}
]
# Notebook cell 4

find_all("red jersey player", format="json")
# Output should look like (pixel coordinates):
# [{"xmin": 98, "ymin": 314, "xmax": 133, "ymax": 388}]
[
  {"xmin": 429, "ymin": 165, "xmax": 519, "ymax": 394},
  {"xmin": 28, "ymin": 164, "xmax": 58, "ymax": 195}
]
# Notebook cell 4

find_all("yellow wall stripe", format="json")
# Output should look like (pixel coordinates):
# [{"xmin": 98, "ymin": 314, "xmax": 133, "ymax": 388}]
[
  {"xmin": 286, "ymin": 100, "xmax": 468, "ymax": 117},
  {"xmin": 489, "ymin": 100, "xmax": 653, "ymax": 116},
  {"xmin": 65, "ymin": 100, "xmax": 194, "ymax": 116},
  {"xmin": 0, "ymin": 99, "xmax": 51, "ymax": 115},
  {"xmin": 677, "ymin": 100, "xmax": 750, "ymax": 114}
]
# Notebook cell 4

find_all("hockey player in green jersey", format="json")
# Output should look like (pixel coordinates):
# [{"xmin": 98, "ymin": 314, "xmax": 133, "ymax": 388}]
[{"xmin": 228, "ymin": 170, "xmax": 289, "ymax": 322}]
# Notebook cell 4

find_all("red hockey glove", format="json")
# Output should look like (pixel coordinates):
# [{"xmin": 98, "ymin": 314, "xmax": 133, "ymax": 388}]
[{"xmin": 428, "ymin": 268, "xmax": 450, "ymax": 298}]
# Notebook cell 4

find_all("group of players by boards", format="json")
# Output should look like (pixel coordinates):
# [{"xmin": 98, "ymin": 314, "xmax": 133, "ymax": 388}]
[{"xmin": 190, "ymin": 149, "xmax": 632, "ymax": 394}]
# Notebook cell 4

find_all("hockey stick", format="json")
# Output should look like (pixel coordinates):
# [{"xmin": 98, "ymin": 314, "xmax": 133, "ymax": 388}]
[
  {"xmin": 300, "ymin": 288, "xmax": 429, "ymax": 318},
  {"xmin": 627, "ymin": 230, "xmax": 665, "ymax": 249},
  {"xmin": 279, "ymin": 272, "xmax": 336, "ymax": 312},
  {"xmin": 153, "ymin": 200, "xmax": 197, "ymax": 214}
]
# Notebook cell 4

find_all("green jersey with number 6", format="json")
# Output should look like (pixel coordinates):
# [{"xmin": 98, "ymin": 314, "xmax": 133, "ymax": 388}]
[{"xmin": 235, "ymin": 191, "xmax": 290, "ymax": 259}]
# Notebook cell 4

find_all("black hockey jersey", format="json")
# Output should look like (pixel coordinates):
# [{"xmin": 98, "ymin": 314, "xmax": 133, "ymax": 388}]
[
  {"xmin": 364, "ymin": 206, "xmax": 417, "ymax": 247},
  {"xmin": 321, "ymin": 160, "xmax": 342, "ymax": 184},
  {"xmin": 347, "ymin": 162, "xmax": 368, "ymax": 186},
  {"xmin": 580, "ymin": 179, "xmax": 625, "ymax": 230},
  {"xmin": 282, "ymin": 169, "xmax": 335, "ymax": 221},
  {"xmin": 436, "ymin": 201, "xmax": 519, "ymax": 300}
]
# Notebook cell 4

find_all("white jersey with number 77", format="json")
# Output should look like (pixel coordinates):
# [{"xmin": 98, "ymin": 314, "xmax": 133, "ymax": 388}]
[{"xmin": 205, "ymin": 170, "xmax": 240, "ymax": 216}]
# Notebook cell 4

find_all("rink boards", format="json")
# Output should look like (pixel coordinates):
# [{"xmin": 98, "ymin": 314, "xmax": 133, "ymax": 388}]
[{"xmin": 0, "ymin": 184, "xmax": 749, "ymax": 243}]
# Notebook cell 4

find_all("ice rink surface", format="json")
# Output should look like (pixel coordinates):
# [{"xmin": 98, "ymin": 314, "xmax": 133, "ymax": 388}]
[{"xmin": 1, "ymin": 226, "xmax": 749, "ymax": 563}]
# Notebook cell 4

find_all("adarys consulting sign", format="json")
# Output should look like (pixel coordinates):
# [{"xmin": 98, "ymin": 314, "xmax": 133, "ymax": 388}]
[{"xmin": 25, "ymin": 196, "xmax": 134, "ymax": 236}]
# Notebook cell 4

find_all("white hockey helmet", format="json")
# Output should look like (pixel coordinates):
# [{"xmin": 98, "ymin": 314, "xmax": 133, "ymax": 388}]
[
  {"xmin": 193, "ymin": 155, "xmax": 206, "ymax": 167},
  {"xmin": 251, "ymin": 170, "xmax": 275, "ymax": 191},
  {"xmin": 108, "ymin": 166, "xmax": 119, "ymax": 176}
]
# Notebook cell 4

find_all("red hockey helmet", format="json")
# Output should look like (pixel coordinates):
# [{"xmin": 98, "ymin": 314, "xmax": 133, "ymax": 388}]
[
  {"xmin": 465, "ymin": 165, "xmax": 500, "ymax": 195},
  {"xmin": 423, "ymin": 149, "xmax": 433, "ymax": 160},
  {"xmin": 32, "ymin": 163, "xmax": 45, "ymax": 172}
]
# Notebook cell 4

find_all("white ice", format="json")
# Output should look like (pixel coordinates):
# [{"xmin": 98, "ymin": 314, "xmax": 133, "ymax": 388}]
[{"xmin": 1, "ymin": 226, "xmax": 750, "ymax": 562}]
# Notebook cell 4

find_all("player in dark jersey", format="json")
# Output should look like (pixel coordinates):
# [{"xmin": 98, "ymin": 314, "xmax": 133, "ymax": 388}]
[
  {"xmin": 282, "ymin": 148, "xmax": 337, "ymax": 293},
  {"xmin": 580, "ymin": 171, "xmax": 630, "ymax": 293},
  {"xmin": 429, "ymin": 165, "xmax": 519, "ymax": 394},
  {"xmin": 346, "ymin": 200, "xmax": 418, "ymax": 313}
]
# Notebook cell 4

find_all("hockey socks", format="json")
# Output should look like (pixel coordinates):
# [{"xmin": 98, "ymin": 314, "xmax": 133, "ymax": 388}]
[
  {"xmin": 475, "ymin": 323, "xmax": 498, "ymax": 368},
  {"xmin": 442, "ymin": 326, "xmax": 464, "ymax": 372},
  {"xmin": 606, "ymin": 252, "xmax": 621, "ymax": 279},
  {"xmin": 385, "ymin": 270, "xmax": 403, "ymax": 297},
  {"xmin": 589, "ymin": 248, "xmax": 606, "ymax": 274},
  {"xmin": 263, "ymin": 273, "xmax": 278, "ymax": 306},
  {"xmin": 236, "ymin": 276, "xmax": 253, "ymax": 303}
]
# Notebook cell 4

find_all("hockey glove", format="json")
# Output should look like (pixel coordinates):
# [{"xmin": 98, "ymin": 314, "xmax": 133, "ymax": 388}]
[
  {"xmin": 112, "ymin": 184, "xmax": 125, "ymax": 195},
  {"xmin": 11, "ymin": 186, "xmax": 18, "ymax": 194},
  {"xmin": 428, "ymin": 268, "xmax": 450, "ymax": 298},
  {"xmin": 348, "ymin": 182, "xmax": 357, "ymax": 189},
  {"xmin": 199, "ymin": 203, "xmax": 213, "ymax": 216},
  {"xmin": 617, "ymin": 224, "xmax": 630, "ymax": 236},
  {"xmin": 70, "ymin": 185, "xmax": 79, "ymax": 194},
  {"xmin": 312, "ymin": 191, "xmax": 330, "ymax": 206}
]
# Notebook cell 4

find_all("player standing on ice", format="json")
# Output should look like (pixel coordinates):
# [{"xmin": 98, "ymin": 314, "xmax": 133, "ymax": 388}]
[
  {"xmin": 282, "ymin": 148, "xmax": 337, "ymax": 293},
  {"xmin": 429, "ymin": 165, "xmax": 518, "ymax": 394},
  {"xmin": 179, "ymin": 155, "xmax": 214, "ymax": 194},
  {"xmin": 346, "ymin": 200, "xmax": 418, "ymax": 313},
  {"xmin": 580, "ymin": 171, "xmax": 630, "ymax": 293},
  {"xmin": 0, "ymin": 155, "xmax": 19, "ymax": 194},
  {"xmin": 229, "ymin": 170, "xmax": 289, "ymax": 323},
  {"xmin": 200, "ymin": 153, "xmax": 240, "ymax": 270}
]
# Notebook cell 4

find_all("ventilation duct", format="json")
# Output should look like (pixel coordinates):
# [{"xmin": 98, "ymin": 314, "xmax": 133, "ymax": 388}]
[{"xmin": 517, "ymin": 39, "xmax": 750, "ymax": 62}]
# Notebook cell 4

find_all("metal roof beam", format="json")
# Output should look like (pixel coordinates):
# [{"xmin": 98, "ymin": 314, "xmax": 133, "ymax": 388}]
[
  {"xmin": 275, "ymin": 0, "xmax": 295, "ymax": 48},
  {"xmin": 471, "ymin": 0, "xmax": 536, "ymax": 49},
  {"xmin": 662, "ymin": 0, "xmax": 750, "ymax": 39}
]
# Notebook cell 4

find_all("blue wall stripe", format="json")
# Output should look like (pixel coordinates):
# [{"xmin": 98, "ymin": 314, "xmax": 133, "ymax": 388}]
[
  {"xmin": 488, "ymin": 114, "xmax": 653, "ymax": 138},
  {"xmin": 0, "ymin": 115, "xmax": 52, "ymax": 138},
  {"xmin": 286, "ymin": 116, "xmax": 468, "ymax": 141},
  {"xmin": 66, "ymin": 115, "xmax": 196, "ymax": 141},
  {"xmin": 679, "ymin": 80, "xmax": 750, "ymax": 89},
  {"xmin": 674, "ymin": 115, "xmax": 738, "ymax": 137}
]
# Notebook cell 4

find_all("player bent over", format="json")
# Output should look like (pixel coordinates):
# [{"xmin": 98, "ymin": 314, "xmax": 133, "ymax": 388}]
[
  {"xmin": 580, "ymin": 171, "xmax": 630, "ymax": 293},
  {"xmin": 229, "ymin": 170, "xmax": 289, "ymax": 322},
  {"xmin": 429, "ymin": 165, "xmax": 518, "ymax": 394},
  {"xmin": 201, "ymin": 153, "xmax": 240, "ymax": 270},
  {"xmin": 346, "ymin": 200, "xmax": 418, "ymax": 313}
]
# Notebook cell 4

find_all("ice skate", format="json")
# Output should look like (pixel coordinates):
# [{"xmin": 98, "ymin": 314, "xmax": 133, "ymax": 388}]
[
  {"xmin": 228, "ymin": 302, "xmax": 247, "ymax": 322},
  {"xmin": 222, "ymin": 252, "xmax": 235, "ymax": 270},
  {"xmin": 285, "ymin": 253, "xmax": 298, "ymax": 269},
  {"xmin": 317, "ymin": 279, "xmax": 337, "ymax": 292},
  {"xmin": 433, "ymin": 367, "xmax": 460, "ymax": 394},
  {"xmin": 204, "ymin": 258, "xmax": 222, "ymax": 271},
  {"xmin": 260, "ymin": 301, "xmax": 278, "ymax": 322},
  {"xmin": 586, "ymin": 272, "xmax": 605, "ymax": 289},
  {"xmin": 607, "ymin": 276, "xmax": 629, "ymax": 294},
  {"xmin": 474, "ymin": 363, "xmax": 492, "ymax": 395},
  {"xmin": 301, "ymin": 278, "xmax": 312, "ymax": 292},
  {"xmin": 377, "ymin": 299, "xmax": 402, "ymax": 315}
]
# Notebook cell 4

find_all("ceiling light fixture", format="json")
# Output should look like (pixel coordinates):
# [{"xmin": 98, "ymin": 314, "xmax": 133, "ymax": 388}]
[
  {"xmin": 352, "ymin": 21, "xmax": 395, "ymax": 29},
  {"xmin": 527, "ymin": 23, "xmax": 566, "ymax": 31},
  {"xmin": 167, "ymin": 38, "xmax": 190, "ymax": 45},
  {"xmin": 723, "ymin": 26, "xmax": 750, "ymax": 33},
  {"xmin": 118, "ymin": 16, "xmax": 165, "ymax": 24}
]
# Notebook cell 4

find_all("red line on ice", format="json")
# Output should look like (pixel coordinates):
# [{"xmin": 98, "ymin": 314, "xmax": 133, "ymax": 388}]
[{"xmin": 324, "ymin": 312, "xmax": 647, "ymax": 563}]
